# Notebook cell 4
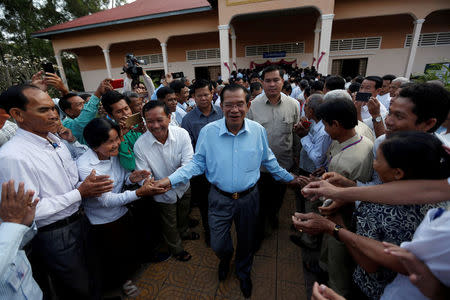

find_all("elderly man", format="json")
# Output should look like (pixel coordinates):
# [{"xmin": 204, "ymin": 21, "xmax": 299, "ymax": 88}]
[
  {"xmin": 0, "ymin": 84, "xmax": 113, "ymax": 299},
  {"xmin": 247, "ymin": 65, "xmax": 300, "ymax": 243},
  {"xmin": 155, "ymin": 84, "xmax": 297, "ymax": 298}
]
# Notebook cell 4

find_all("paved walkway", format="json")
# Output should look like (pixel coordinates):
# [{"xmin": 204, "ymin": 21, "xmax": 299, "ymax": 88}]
[{"xmin": 129, "ymin": 188, "xmax": 307, "ymax": 300}]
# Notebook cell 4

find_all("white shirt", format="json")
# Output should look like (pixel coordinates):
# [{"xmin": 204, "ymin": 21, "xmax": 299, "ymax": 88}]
[
  {"xmin": 134, "ymin": 126, "xmax": 193, "ymax": 204},
  {"xmin": 77, "ymin": 149, "xmax": 138, "ymax": 225},
  {"xmin": 381, "ymin": 207, "xmax": 450, "ymax": 300},
  {"xmin": 290, "ymin": 86, "xmax": 301, "ymax": 99},
  {"xmin": 175, "ymin": 104, "xmax": 187, "ymax": 124},
  {"xmin": 0, "ymin": 120, "xmax": 18, "ymax": 147},
  {"xmin": 361, "ymin": 102, "xmax": 388, "ymax": 132},
  {"xmin": 299, "ymin": 120, "xmax": 332, "ymax": 173},
  {"xmin": 0, "ymin": 129, "xmax": 81, "ymax": 228},
  {"xmin": 170, "ymin": 112, "xmax": 180, "ymax": 127},
  {"xmin": 377, "ymin": 93, "xmax": 391, "ymax": 110}
]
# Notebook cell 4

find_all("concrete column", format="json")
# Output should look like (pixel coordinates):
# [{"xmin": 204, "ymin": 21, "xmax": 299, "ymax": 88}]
[
  {"xmin": 54, "ymin": 52, "xmax": 68, "ymax": 88},
  {"xmin": 317, "ymin": 14, "xmax": 334, "ymax": 75},
  {"xmin": 218, "ymin": 24, "xmax": 230, "ymax": 80},
  {"xmin": 160, "ymin": 42, "xmax": 169, "ymax": 75},
  {"xmin": 404, "ymin": 18, "xmax": 425, "ymax": 78},
  {"xmin": 313, "ymin": 18, "xmax": 321, "ymax": 62},
  {"xmin": 230, "ymin": 25, "xmax": 237, "ymax": 70},
  {"xmin": 102, "ymin": 48, "xmax": 112, "ymax": 78}
]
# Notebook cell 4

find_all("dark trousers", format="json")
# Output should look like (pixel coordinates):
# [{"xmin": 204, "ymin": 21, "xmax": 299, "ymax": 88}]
[
  {"xmin": 190, "ymin": 174, "xmax": 211, "ymax": 238},
  {"xmin": 30, "ymin": 216, "xmax": 93, "ymax": 300},
  {"xmin": 88, "ymin": 212, "xmax": 139, "ymax": 292},
  {"xmin": 208, "ymin": 186, "xmax": 259, "ymax": 280},
  {"xmin": 127, "ymin": 196, "xmax": 162, "ymax": 259},
  {"xmin": 256, "ymin": 172, "xmax": 287, "ymax": 242}
]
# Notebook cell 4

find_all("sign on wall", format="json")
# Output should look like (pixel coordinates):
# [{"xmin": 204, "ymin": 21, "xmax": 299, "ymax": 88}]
[{"xmin": 263, "ymin": 51, "xmax": 286, "ymax": 58}]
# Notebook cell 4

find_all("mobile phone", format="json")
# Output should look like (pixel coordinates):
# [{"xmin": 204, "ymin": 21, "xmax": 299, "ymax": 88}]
[
  {"xmin": 172, "ymin": 72, "xmax": 184, "ymax": 79},
  {"xmin": 42, "ymin": 62, "xmax": 55, "ymax": 74},
  {"xmin": 355, "ymin": 92, "xmax": 372, "ymax": 102},
  {"xmin": 301, "ymin": 120, "xmax": 312, "ymax": 129},
  {"xmin": 111, "ymin": 79, "xmax": 124, "ymax": 89},
  {"xmin": 125, "ymin": 113, "xmax": 142, "ymax": 127},
  {"xmin": 322, "ymin": 199, "xmax": 333, "ymax": 207}
]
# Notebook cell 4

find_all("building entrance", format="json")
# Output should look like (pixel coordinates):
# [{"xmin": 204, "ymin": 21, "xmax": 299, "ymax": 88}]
[{"xmin": 331, "ymin": 58, "xmax": 368, "ymax": 78}]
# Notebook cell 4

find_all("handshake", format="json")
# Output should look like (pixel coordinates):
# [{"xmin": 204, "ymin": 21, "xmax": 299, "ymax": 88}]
[{"xmin": 135, "ymin": 176, "xmax": 173, "ymax": 197}]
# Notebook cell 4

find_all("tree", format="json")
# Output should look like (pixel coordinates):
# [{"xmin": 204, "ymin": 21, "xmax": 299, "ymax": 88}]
[{"xmin": 0, "ymin": 0, "xmax": 127, "ymax": 91}]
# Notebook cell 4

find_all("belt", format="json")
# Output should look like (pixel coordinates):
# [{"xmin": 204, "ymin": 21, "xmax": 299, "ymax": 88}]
[
  {"xmin": 213, "ymin": 185, "xmax": 256, "ymax": 200},
  {"xmin": 39, "ymin": 210, "xmax": 82, "ymax": 232}
]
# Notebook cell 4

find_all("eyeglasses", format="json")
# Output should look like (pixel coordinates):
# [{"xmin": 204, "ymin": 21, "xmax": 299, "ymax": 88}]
[{"xmin": 223, "ymin": 102, "xmax": 246, "ymax": 109}]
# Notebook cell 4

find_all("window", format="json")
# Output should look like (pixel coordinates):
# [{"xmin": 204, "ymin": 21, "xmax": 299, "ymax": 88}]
[
  {"xmin": 135, "ymin": 54, "xmax": 163, "ymax": 65},
  {"xmin": 330, "ymin": 37, "xmax": 382, "ymax": 51},
  {"xmin": 404, "ymin": 32, "xmax": 450, "ymax": 47},
  {"xmin": 186, "ymin": 48, "xmax": 221, "ymax": 61},
  {"xmin": 245, "ymin": 42, "xmax": 304, "ymax": 57}
]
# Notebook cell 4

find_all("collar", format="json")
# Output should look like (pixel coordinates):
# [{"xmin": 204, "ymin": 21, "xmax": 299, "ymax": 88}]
[
  {"xmin": 338, "ymin": 134, "xmax": 361, "ymax": 150},
  {"xmin": 15, "ymin": 128, "xmax": 62, "ymax": 148},
  {"xmin": 85, "ymin": 148, "xmax": 101, "ymax": 165},
  {"xmin": 219, "ymin": 118, "xmax": 250, "ymax": 136},
  {"xmin": 194, "ymin": 104, "xmax": 219, "ymax": 117},
  {"xmin": 263, "ymin": 93, "xmax": 284, "ymax": 105},
  {"xmin": 177, "ymin": 102, "xmax": 186, "ymax": 111},
  {"xmin": 147, "ymin": 126, "xmax": 175, "ymax": 145}
]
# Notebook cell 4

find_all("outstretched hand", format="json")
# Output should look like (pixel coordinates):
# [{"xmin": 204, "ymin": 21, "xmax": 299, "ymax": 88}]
[
  {"xmin": 78, "ymin": 170, "xmax": 114, "ymax": 198},
  {"xmin": 0, "ymin": 180, "xmax": 39, "ymax": 226}
]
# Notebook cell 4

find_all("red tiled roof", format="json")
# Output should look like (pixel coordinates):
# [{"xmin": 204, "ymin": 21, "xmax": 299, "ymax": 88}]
[{"xmin": 34, "ymin": 0, "xmax": 211, "ymax": 37}]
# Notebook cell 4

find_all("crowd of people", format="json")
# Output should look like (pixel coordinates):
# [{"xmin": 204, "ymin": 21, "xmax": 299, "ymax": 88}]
[{"xmin": 0, "ymin": 62, "xmax": 449, "ymax": 300}]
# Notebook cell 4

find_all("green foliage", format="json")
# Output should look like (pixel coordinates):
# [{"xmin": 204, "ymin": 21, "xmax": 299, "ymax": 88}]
[
  {"xmin": 411, "ymin": 62, "xmax": 450, "ymax": 90},
  {"xmin": 0, "ymin": 0, "xmax": 127, "ymax": 92}
]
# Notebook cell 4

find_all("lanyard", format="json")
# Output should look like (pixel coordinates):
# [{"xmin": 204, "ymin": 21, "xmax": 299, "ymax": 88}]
[{"xmin": 325, "ymin": 136, "xmax": 363, "ymax": 171}]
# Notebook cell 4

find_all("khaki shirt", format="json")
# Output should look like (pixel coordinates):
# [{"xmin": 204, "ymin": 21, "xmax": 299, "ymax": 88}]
[
  {"xmin": 355, "ymin": 120, "xmax": 375, "ymax": 143},
  {"xmin": 327, "ymin": 134, "xmax": 374, "ymax": 182},
  {"xmin": 247, "ymin": 92, "xmax": 300, "ymax": 170}
]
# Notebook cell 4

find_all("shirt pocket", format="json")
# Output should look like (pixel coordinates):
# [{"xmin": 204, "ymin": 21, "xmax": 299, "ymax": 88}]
[
  {"xmin": 240, "ymin": 148, "xmax": 261, "ymax": 172},
  {"xmin": 280, "ymin": 115, "xmax": 295, "ymax": 134},
  {"xmin": 6, "ymin": 253, "xmax": 30, "ymax": 292}
]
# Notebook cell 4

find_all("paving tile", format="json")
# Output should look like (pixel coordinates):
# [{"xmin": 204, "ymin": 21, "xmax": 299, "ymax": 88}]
[
  {"xmin": 166, "ymin": 260, "xmax": 199, "ymax": 288},
  {"xmin": 277, "ymin": 280, "xmax": 307, "ymax": 300},
  {"xmin": 190, "ymin": 266, "xmax": 219, "ymax": 294},
  {"xmin": 157, "ymin": 283, "xmax": 214, "ymax": 300},
  {"xmin": 251, "ymin": 255, "xmax": 277, "ymax": 279},
  {"xmin": 276, "ymin": 257, "xmax": 304, "ymax": 284},
  {"xmin": 252, "ymin": 276, "xmax": 276, "ymax": 299}
]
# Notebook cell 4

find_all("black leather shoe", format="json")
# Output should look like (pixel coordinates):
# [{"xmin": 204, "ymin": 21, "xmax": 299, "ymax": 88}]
[
  {"xmin": 239, "ymin": 277, "xmax": 252, "ymax": 298},
  {"xmin": 218, "ymin": 257, "xmax": 230, "ymax": 281}
]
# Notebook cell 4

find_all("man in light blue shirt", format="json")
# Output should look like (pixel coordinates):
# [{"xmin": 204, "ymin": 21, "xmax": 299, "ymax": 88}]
[
  {"xmin": 0, "ymin": 180, "xmax": 42, "ymax": 300},
  {"xmin": 156, "ymin": 84, "xmax": 296, "ymax": 298}
]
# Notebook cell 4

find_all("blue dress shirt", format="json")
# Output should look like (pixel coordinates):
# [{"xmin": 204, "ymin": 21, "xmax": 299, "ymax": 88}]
[
  {"xmin": 175, "ymin": 104, "xmax": 187, "ymax": 125},
  {"xmin": 181, "ymin": 105, "xmax": 223, "ymax": 148},
  {"xmin": 169, "ymin": 118, "xmax": 294, "ymax": 193}
]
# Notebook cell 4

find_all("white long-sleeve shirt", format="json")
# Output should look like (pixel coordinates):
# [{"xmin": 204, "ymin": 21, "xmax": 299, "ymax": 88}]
[
  {"xmin": 134, "ymin": 126, "xmax": 193, "ymax": 204},
  {"xmin": 77, "ymin": 148, "xmax": 138, "ymax": 225},
  {"xmin": 0, "ymin": 222, "xmax": 42, "ymax": 300},
  {"xmin": 0, "ymin": 129, "xmax": 81, "ymax": 228},
  {"xmin": 299, "ymin": 120, "xmax": 332, "ymax": 173}
]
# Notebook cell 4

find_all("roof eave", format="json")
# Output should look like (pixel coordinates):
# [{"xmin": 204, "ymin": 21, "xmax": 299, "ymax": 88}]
[{"xmin": 32, "ymin": 6, "xmax": 212, "ymax": 39}]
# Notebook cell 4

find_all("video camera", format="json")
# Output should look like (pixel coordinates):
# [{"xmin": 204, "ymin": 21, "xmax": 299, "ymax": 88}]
[{"xmin": 123, "ymin": 53, "xmax": 145, "ymax": 80}]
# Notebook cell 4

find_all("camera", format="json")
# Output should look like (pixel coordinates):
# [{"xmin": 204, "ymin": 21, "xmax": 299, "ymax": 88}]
[{"xmin": 123, "ymin": 53, "xmax": 144, "ymax": 80}]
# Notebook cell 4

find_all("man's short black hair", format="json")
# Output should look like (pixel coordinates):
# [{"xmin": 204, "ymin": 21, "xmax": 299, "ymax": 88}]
[
  {"xmin": 399, "ymin": 83, "xmax": 450, "ymax": 132},
  {"xmin": 169, "ymin": 80, "xmax": 186, "ymax": 94},
  {"xmin": 348, "ymin": 82, "xmax": 361, "ymax": 94},
  {"xmin": 192, "ymin": 79, "xmax": 212, "ymax": 93},
  {"xmin": 58, "ymin": 93, "xmax": 79, "ymax": 113},
  {"xmin": 353, "ymin": 76, "xmax": 364, "ymax": 84},
  {"xmin": 317, "ymin": 97, "xmax": 358, "ymax": 129},
  {"xmin": 282, "ymin": 81, "xmax": 292, "ymax": 94},
  {"xmin": 0, "ymin": 84, "xmax": 41, "ymax": 114},
  {"xmin": 299, "ymin": 79, "xmax": 309, "ymax": 89},
  {"xmin": 156, "ymin": 86, "xmax": 175, "ymax": 100},
  {"xmin": 101, "ymin": 90, "xmax": 129, "ymax": 115},
  {"xmin": 261, "ymin": 65, "xmax": 285, "ymax": 80},
  {"xmin": 325, "ymin": 76, "xmax": 345, "ymax": 91},
  {"xmin": 364, "ymin": 76, "xmax": 383, "ymax": 89},
  {"xmin": 142, "ymin": 100, "xmax": 171, "ymax": 117},
  {"xmin": 250, "ymin": 82, "xmax": 262, "ymax": 94},
  {"xmin": 382, "ymin": 74, "xmax": 396, "ymax": 83},
  {"xmin": 83, "ymin": 118, "xmax": 121, "ymax": 149},
  {"xmin": 310, "ymin": 80, "xmax": 324, "ymax": 92},
  {"xmin": 79, "ymin": 93, "xmax": 91, "ymax": 101},
  {"xmin": 220, "ymin": 84, "xmax": 250, "ymax": 103}
]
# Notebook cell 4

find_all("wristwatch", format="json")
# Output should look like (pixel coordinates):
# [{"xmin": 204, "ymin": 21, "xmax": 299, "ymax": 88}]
[
  {"xmin": 372, "ymin": 115, "xmax": 382, "ymax": 123},
  {"xmin": 333, "ymin": 224, "xmax": 343, "ymax": 241}
]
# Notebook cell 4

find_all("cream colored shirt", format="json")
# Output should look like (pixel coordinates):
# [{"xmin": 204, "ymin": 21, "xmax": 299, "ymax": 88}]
[
  {"xmin": 327, "ymin": 134, "xmax": 374, "ymax": 182},
  {"xmin": 355, "ymin": 120, "xmax": 375, "ymax": 142},
  {"xmin": 247, "ymin": 92, "xmax": 300, "ymax": 170}
]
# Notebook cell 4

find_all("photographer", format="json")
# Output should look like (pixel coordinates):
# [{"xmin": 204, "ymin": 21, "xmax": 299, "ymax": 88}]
[{"xmin": 122, "ymin": 54, "xmax": 155, "ymax": 98}]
